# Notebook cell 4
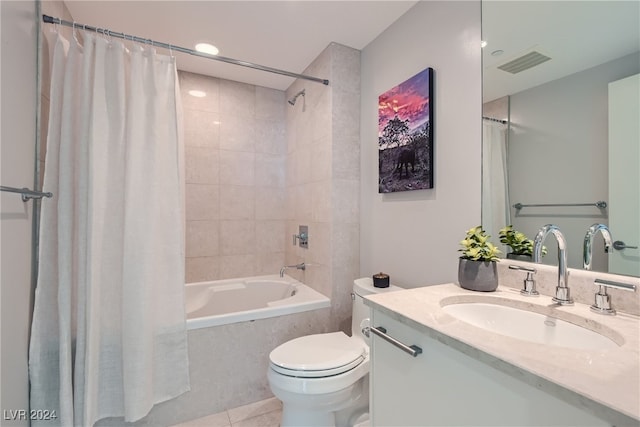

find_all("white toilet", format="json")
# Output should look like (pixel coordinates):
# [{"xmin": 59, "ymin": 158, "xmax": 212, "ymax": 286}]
[{"xmin": 267, "ymin": 277, "xmax": 402, "ymax": 426}]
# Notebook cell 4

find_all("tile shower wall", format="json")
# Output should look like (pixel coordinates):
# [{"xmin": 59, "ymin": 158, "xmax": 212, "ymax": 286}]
[
  {"xmin": 179, "ymin": 72, "xmax": 288, "ymax": 282},
  {"xmin": 285, "ymin": 43, "xmax": 361, "ymax": 333}
]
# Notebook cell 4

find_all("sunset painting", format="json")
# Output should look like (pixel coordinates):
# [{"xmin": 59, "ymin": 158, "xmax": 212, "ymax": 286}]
[{"xmin": 378, "ymin": 67, "xmax": 433, "ymax": 193}]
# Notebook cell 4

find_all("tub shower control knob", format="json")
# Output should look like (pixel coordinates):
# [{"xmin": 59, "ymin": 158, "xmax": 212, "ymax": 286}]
[{"xmin": 293, "ymin": 225, "xmax": 309, "ymax": 248}]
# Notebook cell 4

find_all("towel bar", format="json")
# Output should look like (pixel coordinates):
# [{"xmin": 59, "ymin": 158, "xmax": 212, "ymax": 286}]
[{"xmin": 1, "ymin": 185, "xmax": 53, "ymax": 202}]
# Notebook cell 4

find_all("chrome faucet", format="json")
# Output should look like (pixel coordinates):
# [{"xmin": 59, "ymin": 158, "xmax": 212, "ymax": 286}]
[
  {"xmin": 583, "ymin": 223, "xmax": 613, "ymax": 271},
  {"xmin": 533, "ymin": 224, "xmax": 573, "ymax": 305},
  {"xmin": 279, "ymin": 262, "xmax": 306, "ymax": 278}
]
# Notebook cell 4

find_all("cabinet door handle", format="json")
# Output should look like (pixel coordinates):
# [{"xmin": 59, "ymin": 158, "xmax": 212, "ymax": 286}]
[{"xmin": 370, "ymin": 326, "xmax": 423, "ymax": 357}]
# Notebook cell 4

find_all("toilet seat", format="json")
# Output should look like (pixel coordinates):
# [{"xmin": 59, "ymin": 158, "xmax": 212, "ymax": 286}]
[{"xmin": 270, "ymin": 332, "xmax": 367, "ymax": 378}]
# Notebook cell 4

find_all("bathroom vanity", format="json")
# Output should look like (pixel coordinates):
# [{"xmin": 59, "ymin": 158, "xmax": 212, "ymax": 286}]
[{"xmin": 365, "ymin": 284, "xmax": 640, "ymax": 426}]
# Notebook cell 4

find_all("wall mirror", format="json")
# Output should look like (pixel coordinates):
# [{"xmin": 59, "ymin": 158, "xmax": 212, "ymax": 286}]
[{"xmin": 481, "ymin": 1, "xmax": 639, "ymax": 277}]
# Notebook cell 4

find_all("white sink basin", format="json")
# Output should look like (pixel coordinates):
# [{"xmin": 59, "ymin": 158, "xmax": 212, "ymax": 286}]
[{"xmin": 442, "ymin": 302, "xmax": 620, "ymax": 350}]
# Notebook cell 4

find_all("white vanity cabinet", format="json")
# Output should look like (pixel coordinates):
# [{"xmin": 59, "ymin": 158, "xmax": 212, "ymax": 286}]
[{"xmin": 369, "ymin": 309, "xmax": 609, "ymax": 426}]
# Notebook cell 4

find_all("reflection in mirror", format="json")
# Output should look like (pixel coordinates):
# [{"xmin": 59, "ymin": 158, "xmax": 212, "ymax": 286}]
[{"xmin": 481, "ymin": 1, "xmax": 640, "ymax": 277}]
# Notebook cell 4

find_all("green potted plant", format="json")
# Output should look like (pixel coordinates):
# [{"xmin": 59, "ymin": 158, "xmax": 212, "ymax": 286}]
[
  {"xmin": 498, "ymin": 225, "xmax": 546, "ymax": 261},
  {"xmin": 458, "ymin": 226, "xmax": 501, "ymax": 292}
]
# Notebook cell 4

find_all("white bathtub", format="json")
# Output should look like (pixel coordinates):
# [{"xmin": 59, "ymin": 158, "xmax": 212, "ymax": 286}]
[{"xmin": 185, "ymin": 274, "xmax": 330, "ymax": 330}]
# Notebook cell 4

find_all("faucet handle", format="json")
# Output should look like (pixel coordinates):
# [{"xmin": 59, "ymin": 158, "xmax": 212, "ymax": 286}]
[
  {"xmin": 613, "ymin": 240, "xmax": 638, "ymax": 251},
  {"xmin": 591, "ymin": 279, "xmax": 637, "ymax": 315},
  {"xmin": 508, "ymin": 265, "xmax": 536, "ymax": 273},
  {"xmin": 509, "ymin": 265, "xmax": 538, "ymax": 296},
  {"xmin": 594, "ymin": 278, "xmax": 637, "ymax": 292}
]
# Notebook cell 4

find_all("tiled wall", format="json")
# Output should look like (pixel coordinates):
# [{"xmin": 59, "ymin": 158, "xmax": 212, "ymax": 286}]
[
  {"xmin": 285, "ymin": 43, "xmax": 361, "ymax": 333},
  {"xmin": 285, "ymin": 46, "xmax": 333, "ymax": 297},
  {"xmin": 181, "ymin": 43, "xmax": 361, "ymax": 335},
  {"xmin": 329, "ymin": 45, "xmax": 362, "ymax": 333},
  {"xmin": 179, "ymin": 72, "xmax": 288, "ymax": 283}
]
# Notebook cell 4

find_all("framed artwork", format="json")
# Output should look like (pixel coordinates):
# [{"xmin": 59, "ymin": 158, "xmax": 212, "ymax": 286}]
[{"xmin": 378, "ymin": 67, "xmax": 433, "ymax": 193}]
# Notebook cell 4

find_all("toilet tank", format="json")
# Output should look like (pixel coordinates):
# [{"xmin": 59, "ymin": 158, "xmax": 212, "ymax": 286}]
[{"xmin": 351, "ymin": 277, "xmax": 403, "ymax": 341}]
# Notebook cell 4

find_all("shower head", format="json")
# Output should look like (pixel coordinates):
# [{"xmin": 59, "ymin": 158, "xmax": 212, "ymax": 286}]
[{"xmin": 288, "ymin": 89, "xmax": 305, "ymax": 106}]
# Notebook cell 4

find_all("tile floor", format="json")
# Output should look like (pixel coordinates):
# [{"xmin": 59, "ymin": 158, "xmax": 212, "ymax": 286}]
[{"xmin": 172, "ymin": 397, "xmax": 282, "ymax": 427}]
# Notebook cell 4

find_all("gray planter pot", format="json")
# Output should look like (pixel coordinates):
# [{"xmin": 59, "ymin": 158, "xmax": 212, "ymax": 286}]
[
  {"xmin": 458, "ymin": 259, "xmax": 498, "ymax": 292},
  {"xmin": 506, "ymin": 253, "xmax": 533, "ymax": 261}
]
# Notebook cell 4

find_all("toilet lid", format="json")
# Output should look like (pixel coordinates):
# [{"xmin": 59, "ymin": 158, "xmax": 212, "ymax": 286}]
[{"xmin": 269, "ymin": 332, "xmax": 366, "ymax": 378}]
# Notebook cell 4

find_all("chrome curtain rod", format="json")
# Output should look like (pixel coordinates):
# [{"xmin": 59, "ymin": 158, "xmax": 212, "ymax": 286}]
[
  {"xmin": 513, "ymin": 201, "xmax": 607, "ymax": 210},
  {"xmin": 482, "ymin": 116, "xmax": 508, "ymax": 124},
  {"xmin": 1, "ymin": 186, "xmax": 53, "ymax": 202},
  {"xmin": 42, "ymin": 15, "xmax": 330, "ymax": 86}
]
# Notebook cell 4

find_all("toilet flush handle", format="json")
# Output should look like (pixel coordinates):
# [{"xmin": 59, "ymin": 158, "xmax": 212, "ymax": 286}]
[{"xmin": 360, "ymin": 318, "xmax": 371, "ymax": 337}]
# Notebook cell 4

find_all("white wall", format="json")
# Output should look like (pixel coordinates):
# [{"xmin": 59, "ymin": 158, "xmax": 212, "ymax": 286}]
[
  {"xmin": 1, "ymin": 0, "xmax": 38, "ymax": 423},
  {"xmin": 360, "ymin": 1, "xmax": 482, "ymax": 288}
]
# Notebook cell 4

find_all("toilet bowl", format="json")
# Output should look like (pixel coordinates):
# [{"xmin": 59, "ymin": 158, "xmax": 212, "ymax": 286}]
[{"xmin": 267, "ymin": 278, "xmax": 402, "ymax": 426}]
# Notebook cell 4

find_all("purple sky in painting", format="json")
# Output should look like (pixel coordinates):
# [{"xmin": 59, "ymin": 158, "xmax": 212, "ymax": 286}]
[{"xmin": 378, "ymin": 68, "xmax": 431, "ymax": 135}]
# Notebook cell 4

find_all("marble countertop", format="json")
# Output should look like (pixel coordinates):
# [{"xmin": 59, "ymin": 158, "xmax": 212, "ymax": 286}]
[{"xmin": 364, "ymin": 283, "xmax": 640, "ymax": 425}]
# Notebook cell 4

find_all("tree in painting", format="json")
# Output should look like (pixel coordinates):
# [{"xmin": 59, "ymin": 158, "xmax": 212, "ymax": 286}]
[
  {"xmin": 381, "ymin": 116, "xmax": 410, "ymax": 148},
  {"xmin": 378, "ymin": 68, "xmax": 433, "ymax": 193}
]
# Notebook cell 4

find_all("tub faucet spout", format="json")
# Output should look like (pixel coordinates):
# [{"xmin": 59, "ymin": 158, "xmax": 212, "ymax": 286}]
[
  {"xmin": 583, "ymin": 223, "xmax": 613, "ymax": 271},
  {"xmin": 534, "ymin": 224, "xmax": 573, "ymax": 305},
  {"xmin": 279, "ymin": 263, "xmax": 306, "ymax": 278}
]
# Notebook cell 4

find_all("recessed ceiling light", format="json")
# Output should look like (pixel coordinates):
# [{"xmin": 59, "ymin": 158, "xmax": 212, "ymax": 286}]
[
  {"xmin": 481, "ymin": 40, "xmax": 488, "ymax": 48},
  {"xmin": 491, "ymin": 50, "xmax": 504, "ymax": 56},
  {"xmin": 195, "ymin": 43, "xmax": 219, "ymax": 56},
  {"xmin": 188, "ymin": 90, "xmax": 206, "ymax": 98}
]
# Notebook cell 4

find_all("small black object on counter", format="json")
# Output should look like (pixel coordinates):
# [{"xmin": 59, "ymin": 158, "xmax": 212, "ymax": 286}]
[{"xmin": 373, "ymin": 272, "xmax": 390, "ymax": 288}]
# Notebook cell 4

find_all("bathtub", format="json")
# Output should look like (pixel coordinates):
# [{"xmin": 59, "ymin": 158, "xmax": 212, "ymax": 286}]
[
  {"xmin": 132, "ymin": 274, "xmax": 332, "ymax": 424},
  {"xmin": 185, "ymin": 274, "xmax": 330, "ymax": 330}
]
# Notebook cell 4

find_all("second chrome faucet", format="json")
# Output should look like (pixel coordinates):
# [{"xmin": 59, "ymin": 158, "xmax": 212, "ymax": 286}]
[{"xmin": 583, "ymin": 223, "xmax": 613, "ymax": 271}]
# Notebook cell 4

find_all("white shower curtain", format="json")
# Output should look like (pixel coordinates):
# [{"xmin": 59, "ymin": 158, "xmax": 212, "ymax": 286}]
[
  {"xmin": 482, "ymin": 120, "xmax": 510, "ymax": 245},
  {"xmin": 29, "ymin": 32, "xmax": 189, "ymax": 426}
]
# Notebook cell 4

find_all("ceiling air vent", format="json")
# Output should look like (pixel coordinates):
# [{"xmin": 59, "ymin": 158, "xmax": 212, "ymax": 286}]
[{"xmin": 497, "ymin": 51, "xmax": 551, "ymax": 74}]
